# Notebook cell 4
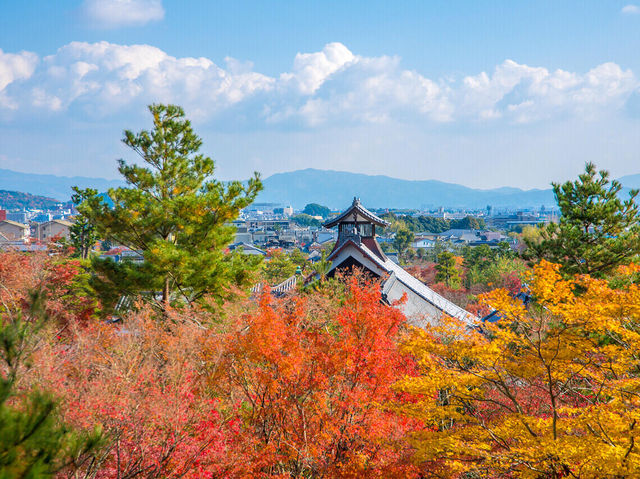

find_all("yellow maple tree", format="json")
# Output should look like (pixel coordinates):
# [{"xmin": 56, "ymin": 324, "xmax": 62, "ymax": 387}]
[{"xmin": 396, "ymin": 261, "xmax": 640, "ymax": 478}]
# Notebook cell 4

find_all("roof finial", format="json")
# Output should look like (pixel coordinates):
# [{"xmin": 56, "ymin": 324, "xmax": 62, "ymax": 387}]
[{"xmin": 353, "ymin": 197, "xmax": 360, "ymax": 206}]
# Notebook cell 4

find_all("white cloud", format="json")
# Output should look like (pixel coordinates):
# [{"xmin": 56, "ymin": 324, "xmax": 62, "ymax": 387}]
[
  {"xmin": 82, "ymin": 0, "xmax": 165, "ymax": 28},
  {"xmin": 280, "ymin": 42, "xmax": 355, "ymax": 94},
  {"xmin": 285, "ymin": 55, "xmax": 452, "ymax": 125},
  {"xmin": 622, "ymin": 4, "xmax": 640, "ymax": 14},
  {"xmin": 0, "ymin": 49, "xmax": 38, "ymax": 109},
  {"xmin": 457, "ymin": 60, "xmax": 636, "ymax": 123},
  {"xmin": 0, "ymin": 41, "xmax": 637, "ymax": 127},
  {"xmin": 17, "ymin": 41, "xmax": 274, "ymax": 118}
]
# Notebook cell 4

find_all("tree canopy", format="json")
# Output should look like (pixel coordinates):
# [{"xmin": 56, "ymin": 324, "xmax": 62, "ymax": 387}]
[
  {"xmin": 381, "ymin": 213, "xmax": 485, "ymax": 234},
  {"xmin": 291, "ymin": 213, "xmax": 322, "ymax": 227},
  {"xmin": 434, "ymin": 251, "xmax": 461, "ymax": 288},
  {"xmin": 302, "ymin": 203, "xmax": 331, "ymax": 218},
  {"xmin": 525, "ymin": 162, "xmax": 640, "ymax": 277},
  {"xmin": 393, "ymin": 228, "xmax": 414, "ymax": 262},
  {"xmin": 397, "ymin": 261, "xmax": 640, "ymax": 477},
  {"xmin": 76, "ymin": 104, "xmax": 262, "ymax": 311},
  {"xmin": 70, "ymin": 188, "xmax": 99, "ymax": 260}
]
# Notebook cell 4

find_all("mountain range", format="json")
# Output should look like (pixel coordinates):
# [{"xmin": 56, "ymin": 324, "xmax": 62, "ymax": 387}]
[
  {"xmin": 2, "ymin": 167, "xmax": 639, "ymax": 210},
  {"xmin": 257, "ymin": 169, "xmax": 556, "ymax": 209},
  {"xmin": 0, "ymin": 169, "xmax": 125, "ymax": 203}
]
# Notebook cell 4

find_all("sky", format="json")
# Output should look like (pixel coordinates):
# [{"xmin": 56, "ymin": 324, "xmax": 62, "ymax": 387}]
[{"xmin": 1, "ymin": 0, "xmax": 639, "ymax": 189}]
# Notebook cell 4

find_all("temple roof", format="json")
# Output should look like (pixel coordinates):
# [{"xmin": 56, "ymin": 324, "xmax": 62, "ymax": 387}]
[
  {"xmin": 353, "ymin": 241, "xmax": 477, "ymax": 325},
  {"xmin": 326, "ymin": 237, "xmax": 477, "ymax": 325},
  {"xmin": 323, "ymin": 197, "xmax": 390, "ymax": 228}
]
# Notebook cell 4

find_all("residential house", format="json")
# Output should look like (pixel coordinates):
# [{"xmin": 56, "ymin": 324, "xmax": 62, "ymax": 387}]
[
  {"xmin": 411, "ymin": 234, "xmax": 437, "ymax": 249},
  {"xmin": 436, "ymin": 229, "xmax": 510, "ymax": 248},
  {"xmin": 6, "ymin": 211, "xmax": 28, "ymax": 223},
  {"xmin": 37, "ymin": 219, "xmax": 73, "ymax": 242},
  {"xmin": 233, "ymin": 224, "xmax": 252, "ymax": 244},
  {"xmin": 308, "ymin": 241, "xmax": 323, "ymax": 252},
  {"xmin": 0, "ymin": 220, "xmax": 30, "ymax": 243},
  {"xmin": 99, "ymin": 247, "xmax": 144, "ymax": 263},
  {"xmin": 228, "ymin": 242, "xmax": 267, "ymax": 256}
]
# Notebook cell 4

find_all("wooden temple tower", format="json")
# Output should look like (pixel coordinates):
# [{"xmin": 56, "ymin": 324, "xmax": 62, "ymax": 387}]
[{"xmin": 323, "ymin": 197, "xmax": 477, "ymax": 326}]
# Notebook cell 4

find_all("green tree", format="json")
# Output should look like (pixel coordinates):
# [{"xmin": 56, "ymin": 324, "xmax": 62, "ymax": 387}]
[
  {"xmin": 435, "ymin": 251, "xmax": 461, "ymax": 288},
  {"xmin": 525, "ymin": 163, "xmax": 640, "ymax": 277},
  {"xmin": 495, "ymin": 241, "xmax": 515, "ymax": 259},
  {"xmin": 289, "ymin": 248, "xmax": 308, "ymax": 271},
  {"xmin": 380, "ymin": 241, "xmax": 394, "ymax": 253},
  {"xmin": 424, "ymin": 240, "xmax": 447, "ymax": 262},
  {"xmin": 462, "ymin": 244, "xmax": 494, "ymax": 288},
  {"xmin": 291, "ymin": 214, "xmax": 321, "ymax": 227},
  {"xmin": 393, "ymin": 228, "xmax": 414, "ymax": 263},
  {"xmin": 77, "ymin": 104, "xmax": 262, "ymax": 312},
  {"xmin": 263, "ymin": 249, "xmax": 297, "ymax": 284},
  {"xmin": 302, "ymin": 203, "xmax": 331, "ymax": 218},
  {"xmin": 69, "ymin": 188, "xmax": 99, "ymax": 260},
  {"xmin": 520, "ymin": 225, "xmax": 543, "ymax": 246},
  {"xmin": 313, "ymin": 249, "xmax": 332, "ymax": 282},
  {"xmin": 450, "ymin": 216, "xmax": 485, "ymax": 230}
]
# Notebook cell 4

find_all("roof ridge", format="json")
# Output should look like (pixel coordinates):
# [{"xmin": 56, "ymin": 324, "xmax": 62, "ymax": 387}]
[{"xmin": 323, "ymin": 199, "xmax": 389, "ymax": 228}]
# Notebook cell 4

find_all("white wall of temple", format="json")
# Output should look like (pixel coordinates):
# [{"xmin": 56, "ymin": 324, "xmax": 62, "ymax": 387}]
[
  {"xmin": 328, "ymin": 245, "xmax": 388, "ymax": 277},
  {"xmin": 383, "ymin": 278, "xmax": 442, "ymax": 328}
]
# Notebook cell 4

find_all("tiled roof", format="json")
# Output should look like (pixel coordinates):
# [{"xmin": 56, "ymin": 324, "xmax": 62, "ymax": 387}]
[
  {"xmin": 336, "ymin": 240, "xmax": 478, "ymax": 325},
  {"xmin": 0, "ymin": 220, "xmax": 29, "ymax": 229},
  {"xmin": 323, "ymin": 197, "xmax": 389, "ymax": 228}
]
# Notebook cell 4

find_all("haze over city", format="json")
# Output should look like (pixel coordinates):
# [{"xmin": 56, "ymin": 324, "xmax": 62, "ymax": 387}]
[{"xmin": 1, "ymin": 0, "xmax": 639, "ymax": 189}]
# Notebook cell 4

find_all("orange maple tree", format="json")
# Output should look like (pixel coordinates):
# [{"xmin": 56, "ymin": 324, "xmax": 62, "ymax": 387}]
[{"xmin": 209, "ymin": 276, "xmax": 421, "ymax": 477}]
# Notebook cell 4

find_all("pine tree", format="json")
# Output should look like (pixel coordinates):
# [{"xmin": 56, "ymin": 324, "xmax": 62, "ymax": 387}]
[
  {"xmin": 393, "ymin": 228, "xmax": 414, "ymax": 263},
  {"xmin": 525, "ymin": 163, "xmax": 640, "ymax": 277},
  {"xmin": 70, "ymin": 188, "xmax": 99, "ymax": 260},
  {"xmin": 435, "ymin": 251, "xmax": 461, "ymax": 288},
  {"xmin": 77, "ymin": 104, "xmax": 262, "ymax": 312}
]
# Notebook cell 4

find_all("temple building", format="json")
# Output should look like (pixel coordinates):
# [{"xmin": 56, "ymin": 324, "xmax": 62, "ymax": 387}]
[{"xmin": 323, "ymin": 198, "xmax": 477, "ymax": 327}]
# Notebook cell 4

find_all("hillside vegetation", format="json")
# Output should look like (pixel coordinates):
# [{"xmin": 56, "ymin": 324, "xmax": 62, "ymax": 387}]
[{"xmin": 0, "ymin": 190, "xmax": 60, "ymax": 210}]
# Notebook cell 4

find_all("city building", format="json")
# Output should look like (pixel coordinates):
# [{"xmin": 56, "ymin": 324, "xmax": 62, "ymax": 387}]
[{"xmin": 6, "ymin": 211, "xmax": 28, "ymax": 224}]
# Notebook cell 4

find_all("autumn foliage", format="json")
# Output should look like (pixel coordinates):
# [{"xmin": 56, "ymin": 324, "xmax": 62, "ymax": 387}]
[
  {"xmin": 209, "ymin": 276, "xmax": 420, "ymax": 477},
  {"xmin": 6, "ymin": 245, "xmax": 640, "ymax": 478},
  {"xmin": 2, "ymin": 252, "xmax": 421, "ymax": 478},
  {"xmin": 0, "ymin": 250, "xmax": 96, "ymax": 325},
  {"xmin": 396, "ymin": 260, "xmax": 640, "ymax": 477}
]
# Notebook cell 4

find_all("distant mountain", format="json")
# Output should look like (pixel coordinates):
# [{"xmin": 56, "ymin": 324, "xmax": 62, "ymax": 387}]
[
  {"xmin": 619, "ymin": 174, "xmax": 640, "ymax": 190},
  {"xmin": 257, "ymin": 169, "xmax": 557, "ymax": 210},
  {"xmin": 3, "ymin": 167, "xmax": 639, "ymax": 210},
  {"xmin": 0, "ymin": 169, "xmax": 125, "ymax": 201},
  {"xmin": 0, "ymin": 190, "xmax": 60, "ymax": 210}
]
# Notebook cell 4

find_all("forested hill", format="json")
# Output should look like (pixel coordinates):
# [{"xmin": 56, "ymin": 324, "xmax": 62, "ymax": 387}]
[{"xmin": 0, "ymin": 190, "xmax": 61, "ymax": 210}]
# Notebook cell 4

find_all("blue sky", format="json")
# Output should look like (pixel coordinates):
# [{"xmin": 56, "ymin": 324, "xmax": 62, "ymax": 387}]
[{"xmin": 1, "ymin": 0, "xmax": 639, "ymax": 189}]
